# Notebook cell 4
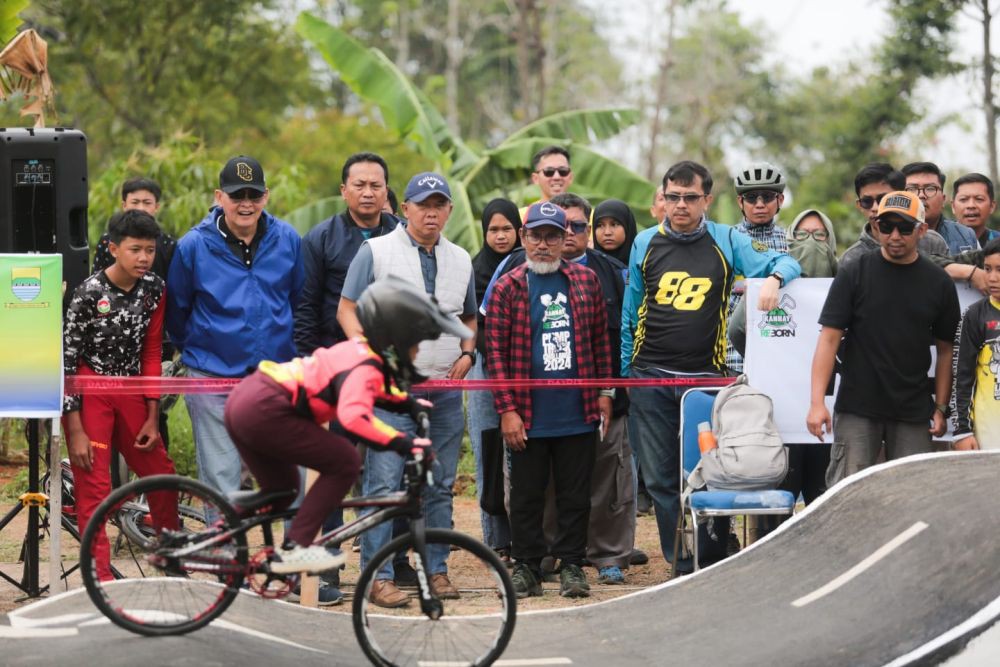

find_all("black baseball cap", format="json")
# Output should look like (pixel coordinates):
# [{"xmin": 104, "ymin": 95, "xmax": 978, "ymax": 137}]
[{"xmin": 219, "ymin": 156, "xmax": 266, "ymax": 194}]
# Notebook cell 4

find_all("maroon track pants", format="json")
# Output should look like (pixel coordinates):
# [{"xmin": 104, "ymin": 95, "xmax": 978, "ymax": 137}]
[{"xmin": 224, "ymin": 372, "xmax": 361, "ymax": 546}]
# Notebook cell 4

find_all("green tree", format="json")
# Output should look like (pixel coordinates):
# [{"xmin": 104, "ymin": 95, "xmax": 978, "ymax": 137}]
[{"xmin": 27, "ymin": 0, "xmax": 322, "ymax": 165}]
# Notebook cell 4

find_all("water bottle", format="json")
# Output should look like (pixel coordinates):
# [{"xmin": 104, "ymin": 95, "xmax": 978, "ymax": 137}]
[{"xmin": 697, "ymin": 421, "xmax": 717, "ymax": 454}]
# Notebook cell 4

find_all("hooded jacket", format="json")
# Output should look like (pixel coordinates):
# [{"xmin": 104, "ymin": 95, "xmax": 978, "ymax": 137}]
[{"xmin": 167, "ymin": 206, "xmax": 304, "ymax": 377}]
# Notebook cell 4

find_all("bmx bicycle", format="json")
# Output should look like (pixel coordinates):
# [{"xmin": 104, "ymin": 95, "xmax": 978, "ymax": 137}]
[{"xmin": 79, "ymin": 415, "xmax": 517, "ymax": 667}]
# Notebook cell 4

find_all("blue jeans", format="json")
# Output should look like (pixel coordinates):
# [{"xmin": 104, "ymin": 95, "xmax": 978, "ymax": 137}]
[
  {"xmin": 465, "ymin": 357, "xmax": 511, "ymax": 550},
  {"xmin": 187, "ymin": 368, "xmax": 242, "ymax": 497},
  {"xmin": 627, "ymin": 367, "xmax": 728, "ymax": 564},
  {"xmin": 360, "ymin": 389, "xmax": 464, "ymax": 579}
]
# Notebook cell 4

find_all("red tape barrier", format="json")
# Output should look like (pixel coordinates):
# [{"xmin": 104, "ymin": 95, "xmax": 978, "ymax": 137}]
[{"xmin": 65, "ymin": 375, "xmax": 736, "ymax": 395}]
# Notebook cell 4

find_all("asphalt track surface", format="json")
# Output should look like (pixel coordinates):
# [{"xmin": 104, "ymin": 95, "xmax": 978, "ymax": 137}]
[{"xmin": 3, "ymin": 451, "xmax": 999, "ymax": 666}]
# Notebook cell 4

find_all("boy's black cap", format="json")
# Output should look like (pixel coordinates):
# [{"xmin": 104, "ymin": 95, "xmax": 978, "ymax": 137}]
[{"xmin": 219, "ymin": 156, "xmax": 266, "ymax": 194}]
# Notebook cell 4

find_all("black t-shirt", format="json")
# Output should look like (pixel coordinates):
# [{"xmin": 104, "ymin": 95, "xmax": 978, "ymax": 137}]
[{"xmin": 819, "ymin": 251, "xmax": 960, "ymax": 422}]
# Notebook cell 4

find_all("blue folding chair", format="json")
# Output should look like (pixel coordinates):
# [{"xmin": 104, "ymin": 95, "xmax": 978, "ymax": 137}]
[{"xmin": 671, "ymin": 388, "xmax": 795, "ymax": 576}]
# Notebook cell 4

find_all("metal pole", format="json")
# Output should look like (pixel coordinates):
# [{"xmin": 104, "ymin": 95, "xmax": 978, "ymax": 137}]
[
  {"xmin": 48, "ymin": 418, "xmax": 62, "ymax": 594},
  {"xmin": 24, "ymin": 419, "xmax": 39, "ymax": 596}
]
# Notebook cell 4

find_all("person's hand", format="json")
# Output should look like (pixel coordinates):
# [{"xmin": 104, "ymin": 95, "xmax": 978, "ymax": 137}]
[
  {"xmin": 501, "ymin": 411, "xmax": 527, "ymax": 451},
  {"xmin": 598, "ymin": 396, "xmax": 613, "ymax": 439},
  {"xmin": 447, "ymin": 353, "xmax": 474, "ymax": 380},
  {"xmin": 970, "ymin": 266, "xmax": 988, "ymax": 294},
  {"xmin": 408, "ymin": 397, "xmax": 434, "ymax": 422},
  {"xmin": 68, "ymin": 429, "xmax": 94, "ymax": 472},
  {"xmin": 806, "ymin": 403, "xmax": 832, "ymax": 443},
  {"xmin": 929, "ymin": 410, "xmax": 948, "ymax": 438},
  {"xmin": 756, "ymin": 276, "xmax": 781, "ymax": 312},
  {"xmin": 953, "ymin": 435, "xmax": 980, "ymax": 451},
  {"xmin": 134, "ymin": 419, "xmax": 161, "ymax": 452}
]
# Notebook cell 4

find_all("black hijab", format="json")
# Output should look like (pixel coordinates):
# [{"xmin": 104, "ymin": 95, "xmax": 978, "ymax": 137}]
[
  {"xmin": 591, "ymin": 199, "xmax": 637, "ymax": 265},
  {"xmin": 472, "ymin": 198, "xmax": 521, "ymax": 304}
]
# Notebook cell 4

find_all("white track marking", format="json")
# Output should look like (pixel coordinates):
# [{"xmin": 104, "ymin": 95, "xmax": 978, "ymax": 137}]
[
  {"xmin": 419, "ymin": 659, "xmax": 572, "ymax": 666},
  {"xmin": 792, "ymin": 521, "xmax": 929, "ymax": 608},
  {"xmin": 0, "ymin": 625, "xmax": 79, "ymax": 638},
  {"xmin": 8, "ymin": 612, "xmax": 97, "ymax": 628},
  {"xmin": 211, "ymin": 619, "xmax": 329, "ymax": 654}
]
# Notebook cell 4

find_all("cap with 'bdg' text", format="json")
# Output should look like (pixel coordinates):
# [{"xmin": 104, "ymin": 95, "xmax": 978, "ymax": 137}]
[{"xmin": 219, "ymin": 156, "xmax": 266, "ymax": 194}]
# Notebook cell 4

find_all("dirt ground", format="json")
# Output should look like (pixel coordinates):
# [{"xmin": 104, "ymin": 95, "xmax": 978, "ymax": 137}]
[{"xmin": 0, "ymin": 461, "xmax": 675, "ymax": 615}]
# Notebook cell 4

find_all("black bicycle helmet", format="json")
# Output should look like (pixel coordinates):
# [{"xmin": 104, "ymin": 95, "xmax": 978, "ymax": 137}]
[{"xmin": 356, "ymin": 276, "xmax": 473, "ymax": 390}]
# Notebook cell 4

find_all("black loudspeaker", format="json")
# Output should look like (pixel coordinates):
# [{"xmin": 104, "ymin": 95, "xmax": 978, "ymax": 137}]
[{"xmin": 0, "ymin": 127, "xmax": 88, "ymax": 301}]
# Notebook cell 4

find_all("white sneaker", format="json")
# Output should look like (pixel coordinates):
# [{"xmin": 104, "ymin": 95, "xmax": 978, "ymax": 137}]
[{"xmin": 271, "ymin": 545, "xmax": 347, "ymax": 574}]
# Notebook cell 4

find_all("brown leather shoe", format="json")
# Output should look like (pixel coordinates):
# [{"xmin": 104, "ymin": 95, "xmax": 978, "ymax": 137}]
[
  {"xmin": 430, "ymin": 573, "xmax": 460, "ymax": 599},
  {"xmin": 369, "ymin": 579, "xmax": 410, "ymax": 608}
]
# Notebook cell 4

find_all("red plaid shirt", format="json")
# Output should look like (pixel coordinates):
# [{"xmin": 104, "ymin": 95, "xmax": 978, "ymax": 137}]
[{"xmin": 485, "ymin": 261, "xmax": 611, "ymax": 431}]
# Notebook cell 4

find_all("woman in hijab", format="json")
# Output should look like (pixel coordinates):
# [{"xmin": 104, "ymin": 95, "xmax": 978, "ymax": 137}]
[
  {"xmin": 592, "ymin": 199, "xmax": 638, "ymax": 265},
  {"xmin": 468, "ymin": 198, "xmax": 521, "ymax": 563}
]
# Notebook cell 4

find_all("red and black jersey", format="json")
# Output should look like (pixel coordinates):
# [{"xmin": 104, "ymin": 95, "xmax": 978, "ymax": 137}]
[{"xmin": 63, "ymin": 271, "xmax": 165, "ymax": 413}]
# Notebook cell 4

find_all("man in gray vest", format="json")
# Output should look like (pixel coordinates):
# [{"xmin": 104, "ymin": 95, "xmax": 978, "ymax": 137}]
[{"xmin": 339, "ymin": 172, "xmax": 478, "ymax": 608}]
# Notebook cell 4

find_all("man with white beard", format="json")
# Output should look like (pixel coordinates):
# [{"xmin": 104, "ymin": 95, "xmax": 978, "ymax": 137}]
[{"xmin": 485, "ymin": 201, "xmax": 613, "ymax": 600}]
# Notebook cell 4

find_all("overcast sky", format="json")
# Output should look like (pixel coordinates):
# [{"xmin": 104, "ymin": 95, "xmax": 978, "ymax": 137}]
[{"xmin": 585, "ymin": 0, "xmax": 998, "ymax": 175}]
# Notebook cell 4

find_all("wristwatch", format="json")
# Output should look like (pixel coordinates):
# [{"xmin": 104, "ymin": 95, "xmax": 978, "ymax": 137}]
[
  {"xmin": 459, "ymin": 350, "xmax": 477, "ymax": 364},
  {"xmin": 769, "ymin": 271, "xmax": 784, "ymax": 287}
]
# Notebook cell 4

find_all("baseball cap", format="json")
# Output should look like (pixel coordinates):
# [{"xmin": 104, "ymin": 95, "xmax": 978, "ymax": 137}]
[
  {"xmin": 523, "ymin": 201, "xmax": 567, "ymax": 230},
  {"xmin": 404, "ymin": 172, "xmax": 452, "ymax": 203},
  {"xmin": 876, "ymin": 190, "xmax": 925, "ymax": 225},
  {"xmin": 219, "ymin": 156, "xmax": 266, "ymax": 194}
]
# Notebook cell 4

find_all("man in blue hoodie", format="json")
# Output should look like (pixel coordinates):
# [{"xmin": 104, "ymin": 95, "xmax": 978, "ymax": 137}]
[
  {"xmin": 167, "ymin": 156, "xmax": 304, "ymax": 497},
  {"xmin": 621, "ymin": 160, "xmax": 801, "ymax": 574}
]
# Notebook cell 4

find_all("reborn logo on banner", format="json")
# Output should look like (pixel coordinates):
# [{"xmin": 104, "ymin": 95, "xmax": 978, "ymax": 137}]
[{"xmin": 757, "ymin": 293, "xmax": 797, "ymax": 338}]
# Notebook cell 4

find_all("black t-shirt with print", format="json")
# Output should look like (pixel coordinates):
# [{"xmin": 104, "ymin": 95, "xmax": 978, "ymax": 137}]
[{"xmin": 819, "ymin": 251, "xmax": 960, "ymax": 423}]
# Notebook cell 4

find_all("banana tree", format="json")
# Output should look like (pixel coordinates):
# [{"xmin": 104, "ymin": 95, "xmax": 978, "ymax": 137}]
[{"xmin": 294, "ymin": 12, "xmax": 655, "ymax": 252}]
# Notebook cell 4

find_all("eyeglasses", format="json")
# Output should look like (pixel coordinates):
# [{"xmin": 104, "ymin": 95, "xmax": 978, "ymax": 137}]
[
  {"xmin": 663, "ymin": 193, "xmax": 705, "ymax": 204},
  {"xmin": 524, "ymin": 230, "xmax": 566, "ymax": 245},
  {"xmin": 568, "ymin": 220, "xmax": 589, "ymax": 234},
  {"xmin": 905, "ymin": 184, "xmax": 941, "ymax": 197},
  {"xmin": 792, "ymin": 229, "xmax": 829, "ymax": 242},
  {"xmin": 537, "ymin": 167, "xmax": 571, "ymax": 178},
  {"xmin": 857, "ymin": 192, "xmax": 888, "ymax": 210},
  {"xmin": 740, "ymin": 191, "xmax": 780, "ymax": 205},
  {"xmin": 228, "ymin": 189, "xmax": 265, "ymax": 203},
  {"xmin": 877, "ymin": 219, "xmax": 918, "ymax": 236}
]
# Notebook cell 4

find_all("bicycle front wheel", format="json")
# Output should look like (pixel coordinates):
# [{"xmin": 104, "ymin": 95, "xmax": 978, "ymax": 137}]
[
  {"xmin": 80, "ymin": 474, "xmax": 247, "ymax": 636},
  {"xmin": 354, "ymin": 528, "xmax": 516, "ymax": 667}
]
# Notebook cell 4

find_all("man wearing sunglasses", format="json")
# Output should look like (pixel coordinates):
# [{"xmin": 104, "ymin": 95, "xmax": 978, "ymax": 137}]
[
  {"xmin": 167, "ymin": 155, "xmax": 304, "ymax": 499},
  {"xmin": 725, "ymin": 161, "xmax": 789, "ymax": 373},
  {"xmin": 622, "ymin": 160, "xmax": 801, "ymax": 574},
  {"xmin": 841, "ymin": 163, "xmax": 948, "ymax": 267},
  {"xmin": 519, "ymin": 146, "xmax": 574, "ymax": 221},
  {"xmin": 808, "ymin": 191, "xmax": 960, "ymax": 485},
  {"xmin": 902, "ymin": 161, "xmax": 978, "ymax": 254}
]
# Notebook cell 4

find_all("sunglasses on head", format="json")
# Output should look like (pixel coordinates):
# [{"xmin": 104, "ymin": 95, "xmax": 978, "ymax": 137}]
[
  {"xmin": 537, "ymin": 167, "xmax": 571, "ymax": 178},
  {"xmin": 740, "ymin": 191, "xmax": 780, "ymax": 205},
  {"xmin": 877, "ymin": 218, "xmax": 918, "ymax": 236},
  {"xmin": 857, "ymin": 192, "xmax": 888, "ymax": 210},
  {"xmin": 228, "ymin": 189, "xmax": 265, "ymax": 202},
  {"xmin": 568, "ymin": 220, "xmax": 589, "ymax": 234}
]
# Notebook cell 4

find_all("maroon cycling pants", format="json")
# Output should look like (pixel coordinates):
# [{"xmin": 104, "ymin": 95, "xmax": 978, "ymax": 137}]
[{"xmin": 224, "ymin": 371, "xmax": 361, "ymax": 546}]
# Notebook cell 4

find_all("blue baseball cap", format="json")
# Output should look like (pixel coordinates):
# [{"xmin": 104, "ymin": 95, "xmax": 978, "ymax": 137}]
[
  {"xmin": 523, "ymin": 201, "xmax": 567, "ymax": 230},
  {"xmin": 404, "ymin": 172, "xmax": 452, "ymax": 203}
]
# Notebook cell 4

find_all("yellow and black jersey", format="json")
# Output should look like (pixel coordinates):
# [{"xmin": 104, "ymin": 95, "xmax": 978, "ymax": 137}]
[{"xmin": 954, "ymin": 297, "xmax": 1000, "ymax": 447}]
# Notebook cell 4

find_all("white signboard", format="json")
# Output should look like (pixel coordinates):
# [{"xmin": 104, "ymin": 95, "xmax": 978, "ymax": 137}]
[{"xmin": 742, "ymin": 277, "xmax": 981, "ymax": 444}]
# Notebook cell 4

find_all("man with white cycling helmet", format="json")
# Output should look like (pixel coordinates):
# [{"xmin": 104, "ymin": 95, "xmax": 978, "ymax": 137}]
[{"xmin": 725, "ymin": 161, "xmax": 789, "ymax": 373}]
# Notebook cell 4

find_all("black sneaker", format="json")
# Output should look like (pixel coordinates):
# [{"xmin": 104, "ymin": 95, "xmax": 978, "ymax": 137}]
[
  {"xmin": 511, "ymin": 563, "xmax": 543, "ymax": 599},
  {"xmin": 636, "ymin": 490, "xmax": 653, "ymax": 516},
  {"xmin": 394, "ymin": 560, "xmax": 419, "ymax": 588},
  {"xmin": 559, "ymin": 563, "xmax": 590, "ymax": 598}
]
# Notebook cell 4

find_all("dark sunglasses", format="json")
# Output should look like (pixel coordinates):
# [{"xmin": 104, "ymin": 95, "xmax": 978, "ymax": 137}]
[
  {"xmin": 537, "ymin": 167, "xmax": 571, "ymax": 178},
  {"xmin": 663, "ymin": 193, "xmax": 705, "ymax": 204},
  {"xmin": 228, "ymin": 189, "xmax": 265, "ymax": 202},
  {"xmin": 792, "ymin": 229, "xmax": 829, "ymax": 242},
  {"xmin": 568, "ymin": 220, "xmax": 589, "ymax": 234},
  {"xmin": 741, "ymin": 191, "xmax": 780, "ymax": 205},
  {"xmin": 857, "ymin": 192, "xmax": 888, "ymax": 210},
  {"xmin": 877, "ymin": 218, "xmax": 917, "ymax": 236}
]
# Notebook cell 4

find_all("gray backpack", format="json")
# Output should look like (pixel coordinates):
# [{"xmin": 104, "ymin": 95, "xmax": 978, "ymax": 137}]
[{"xmin": 687, "ymin": 375, "xmax": 787, "ymax": 492}]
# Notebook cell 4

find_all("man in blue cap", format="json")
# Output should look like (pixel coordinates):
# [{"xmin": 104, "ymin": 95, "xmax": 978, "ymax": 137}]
[{"xmin": 338, "ymin": 171, "xmax": 478, "ymax": 608}]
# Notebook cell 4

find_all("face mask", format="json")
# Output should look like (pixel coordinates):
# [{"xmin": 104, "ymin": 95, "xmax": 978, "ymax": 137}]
[{"xmin": 789, "ymin": 236, "xmax": 837, "ymax": 278}]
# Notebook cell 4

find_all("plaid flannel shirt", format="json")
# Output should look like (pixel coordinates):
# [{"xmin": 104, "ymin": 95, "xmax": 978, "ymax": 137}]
[{"xmin": 485, "ymin": 261, "xmax": 612, "ymax": 431}]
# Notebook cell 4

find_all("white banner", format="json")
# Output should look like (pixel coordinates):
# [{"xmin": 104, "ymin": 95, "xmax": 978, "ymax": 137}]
[{"xmin": 742, "ymin": 277, "xmax": 981, "ymax": 444}]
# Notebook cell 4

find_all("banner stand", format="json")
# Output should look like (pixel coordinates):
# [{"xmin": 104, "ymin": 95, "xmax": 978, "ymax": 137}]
[{"xmin": 0, "ymin": 420, "xmax": 42, "ymax": 598}]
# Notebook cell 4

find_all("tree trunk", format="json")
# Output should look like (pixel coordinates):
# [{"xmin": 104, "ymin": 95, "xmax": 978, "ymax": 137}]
[
  {"xmin": 395, "ymin": 0, "xmax": 411, "ymax": 71},
  {"xmin": 444, "ymin": 0, "xmax": 461, "ymax": 133},
  {"xmin": 645, "ymin": 0, "xmax": 680, "ymax": 181},
  {"xmin": 982, "ymin": 0, "xmax": 999, "ymax": 188},
  {"xmin": 512, "ymin": 0, "xmax": 543, "ymax": 122}
]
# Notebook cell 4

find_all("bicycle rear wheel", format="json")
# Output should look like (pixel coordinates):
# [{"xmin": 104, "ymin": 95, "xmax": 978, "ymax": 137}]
[
  {"xmin": 354, "ymin": 528, "xmax": 516, "ymax": 667},
  {"xmin": 80, "ymin": 474, "xmax": 247, "ymax": 636}
]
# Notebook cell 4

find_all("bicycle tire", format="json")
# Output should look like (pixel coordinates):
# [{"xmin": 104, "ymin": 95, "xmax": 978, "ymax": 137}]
[
  {"xmin": 353, "ymin": 528, "xmax": 516, "ymax": 667},
  {"xmin": 80, "ymin": 474, "xmax": 247, "ymax": 636},
  {"xmin": 117, "ymin": 497, "xmax": 207, "ymax": 549}
]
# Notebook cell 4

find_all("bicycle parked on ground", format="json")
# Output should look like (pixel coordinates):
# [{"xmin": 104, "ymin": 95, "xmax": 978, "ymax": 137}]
[{"xmin": 79, "ymin": 415, "xmax": 517, "ymax": 667}]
